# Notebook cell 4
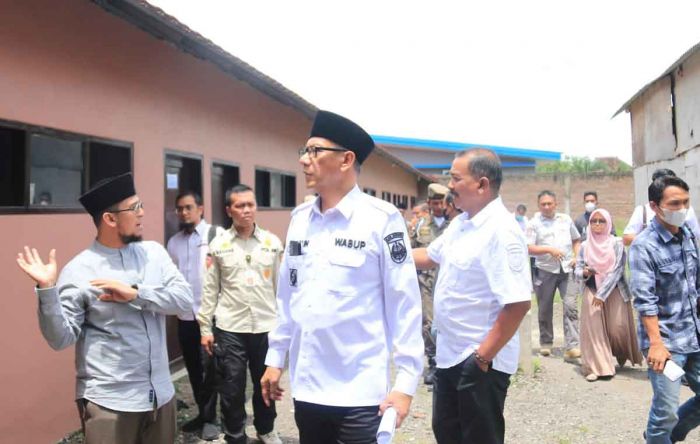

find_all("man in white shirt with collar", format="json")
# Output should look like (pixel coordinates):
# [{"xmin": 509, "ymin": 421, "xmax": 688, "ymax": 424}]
[
  {"xmin": 414, "ymin": 148, "xmax": 532, "ymax": 444},
  {"xmin": 527, "ymin": 190, "xmax": 581, "ymax": 358},
  {"xmin": 261, "ymin": 110, "xmax": 424, "ymax": 444},
  {"xmin": 166, "ymin": 191, "xmax": 221, "ymax": 440}
]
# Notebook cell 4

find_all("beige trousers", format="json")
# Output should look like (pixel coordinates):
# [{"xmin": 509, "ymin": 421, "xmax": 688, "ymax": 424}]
[{"xmin": 76, "ymin": 396, "xmax": 177, "ymax": 444}]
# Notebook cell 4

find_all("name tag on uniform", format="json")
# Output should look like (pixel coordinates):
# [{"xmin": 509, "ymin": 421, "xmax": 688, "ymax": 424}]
[{"xmin": 244, "ymin": 269, "xmax": 257, "ymax": 287}]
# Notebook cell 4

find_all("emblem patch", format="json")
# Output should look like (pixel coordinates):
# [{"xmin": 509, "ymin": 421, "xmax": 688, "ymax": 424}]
[
  {"xmin": 290, "ymin": 268, "xmax": 298, "ymax": 287},
  {"xmin": 384, "ymin": 232, "xmax": 407, "ymax": 264}
]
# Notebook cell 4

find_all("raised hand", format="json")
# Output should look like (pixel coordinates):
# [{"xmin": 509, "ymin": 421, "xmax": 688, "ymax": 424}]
[{"xmin": 16, "ymin": 246, "xmax": 57, "ymax": 288}]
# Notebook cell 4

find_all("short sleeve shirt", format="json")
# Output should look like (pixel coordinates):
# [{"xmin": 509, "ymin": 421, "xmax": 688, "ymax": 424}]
[
  {"xmin": 428, "ymin": 197, "xmax": 532, "ymax": 374},
  {"xmin": 526, "ymin": 212, "xmax": 581, "ymax": 273}
]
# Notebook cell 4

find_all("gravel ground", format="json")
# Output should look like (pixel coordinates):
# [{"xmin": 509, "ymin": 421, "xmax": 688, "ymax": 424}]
[{"xmin": 62, "ymin": 301, "xmax": 700, "ymax": 443}]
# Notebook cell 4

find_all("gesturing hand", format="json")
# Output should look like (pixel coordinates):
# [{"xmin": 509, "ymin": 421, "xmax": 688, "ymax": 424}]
[
  {"xmin": 16, "ymin": 246, "xmax": 58, "ymax": 288},
  {"xmin": 90, "ymin": 279, "xmax": 138, "ymax": 303}
]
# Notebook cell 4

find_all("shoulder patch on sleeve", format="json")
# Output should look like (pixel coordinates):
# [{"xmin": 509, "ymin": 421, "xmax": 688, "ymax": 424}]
[
  {"xmin": 384, "ymin": 232, "xmax": 408, "ymax": 264},
  {"xmin": 506, "ymin": 241, "xmax": 526, "ymax": 272}
]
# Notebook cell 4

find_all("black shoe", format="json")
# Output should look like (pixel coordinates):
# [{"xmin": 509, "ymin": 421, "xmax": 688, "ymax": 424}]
[{"xmin": 181, "ymin": 416, "xmax": 204, "ymax": 433}]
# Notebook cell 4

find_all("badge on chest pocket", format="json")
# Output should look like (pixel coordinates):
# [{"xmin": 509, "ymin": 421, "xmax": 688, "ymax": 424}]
[{"xmin": 290, "ymin": 268, "xmax": 298, "ymax": 287}]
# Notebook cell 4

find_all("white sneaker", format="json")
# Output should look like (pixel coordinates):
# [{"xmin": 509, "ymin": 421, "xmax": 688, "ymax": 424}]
[{"xmin": 258, "ymin": 430, "xmax": 283, "ymax": 444}]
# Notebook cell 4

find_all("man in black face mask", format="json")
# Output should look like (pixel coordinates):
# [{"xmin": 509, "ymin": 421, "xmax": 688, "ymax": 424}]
[{"xmin": 166, "ymin": 191, "xmax": 223, "ymax": 440}]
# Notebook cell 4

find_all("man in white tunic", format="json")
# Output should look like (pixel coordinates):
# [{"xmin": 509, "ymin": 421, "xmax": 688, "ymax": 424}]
[{"xmin": 260, "ymin": 110, "xmax": 424, "ymax": 444}]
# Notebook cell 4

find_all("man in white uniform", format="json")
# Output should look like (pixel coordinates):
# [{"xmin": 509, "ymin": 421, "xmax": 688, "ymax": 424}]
[
  {"xmin": 414, "ymin": 149, "xmax": 532, "ymax": 444},
  {"xmin": 260, "ymin": 110, "xmax": 424, "ymax": 444}
]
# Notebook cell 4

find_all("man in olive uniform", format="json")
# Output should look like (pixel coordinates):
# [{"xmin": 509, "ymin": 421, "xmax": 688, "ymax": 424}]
[{"xmin": 412, "ymin": 182, "xmax": 450, "ymax": 385}]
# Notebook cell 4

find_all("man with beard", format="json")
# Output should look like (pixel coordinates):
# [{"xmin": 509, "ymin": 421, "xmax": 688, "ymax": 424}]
[
  {"xmin": 198, "ymin": 184, "xmax": 284, "ymax": 444},
  {"xmin": 15, "ymin": 172, "xmax": 193, "ymax": 444},
  {"xmin": 260, "ymin": 110, "xmax": 423, "ymax": 443},
  {"xmin": 166, "ymin": 191, "xmax": 223, "ymax": 440}
]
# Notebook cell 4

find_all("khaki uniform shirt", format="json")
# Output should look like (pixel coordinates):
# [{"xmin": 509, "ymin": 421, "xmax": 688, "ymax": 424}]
[
  {"xmin": 198, "ymin": 225, "xmax": 283, "ymax": 336},
  {"xmin": 412, "ymin": 215, "xmax": 448, "ymax": 248}
]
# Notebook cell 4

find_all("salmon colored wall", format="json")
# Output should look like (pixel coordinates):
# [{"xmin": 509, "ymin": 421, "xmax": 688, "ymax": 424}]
[
  {"xmin": 0, "ymin": 1, "xmax": 418, "ymax": 441},
  {"xmin": 359, "ymin": 154, "xmax": 420, "ymax": 202}
]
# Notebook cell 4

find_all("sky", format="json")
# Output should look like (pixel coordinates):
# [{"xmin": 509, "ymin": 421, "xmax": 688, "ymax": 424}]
[{"xmin": 148, "ymin": 0, "xmax": 700, "ymax": 164}]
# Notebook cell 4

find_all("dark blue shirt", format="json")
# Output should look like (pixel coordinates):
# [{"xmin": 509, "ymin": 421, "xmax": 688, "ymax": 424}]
[{"xmin": 629, "ymin": 218, "xmax": 700, "ymax": 354}]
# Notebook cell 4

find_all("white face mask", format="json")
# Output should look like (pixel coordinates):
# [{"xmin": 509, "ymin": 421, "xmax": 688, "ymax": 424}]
[
  {"xmin": 584, "ymin": 202, "xmax": 596, "ymax": 213},
  {"xmin": 660, "ymin": 207, "xmax": 687, "ymax": 227}
]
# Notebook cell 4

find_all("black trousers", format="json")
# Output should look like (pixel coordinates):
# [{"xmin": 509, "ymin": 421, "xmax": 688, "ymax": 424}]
[
  {"xmin": 432, "ymin": 354, "xmax": 511, "ymax": 444},
  {"xmin": 213, "ymin": 328, "xmax": 276, "ymax": 444},
  {"xmin": 177, "ymin": 319, "xmax": 217, "ymax": 422},
  {"xmin": 293, "ymin": 400, "xmax": 381, "ymax": 444}
]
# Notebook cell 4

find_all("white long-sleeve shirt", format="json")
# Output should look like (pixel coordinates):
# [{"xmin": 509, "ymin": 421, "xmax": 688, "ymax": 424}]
[
  {"xmin": 166, "ymin": 220, "xmax": 217, "ymax": 321},
  {"xmin": 265, "ymin": 185, "xmax": 424, "ymax": 407}
]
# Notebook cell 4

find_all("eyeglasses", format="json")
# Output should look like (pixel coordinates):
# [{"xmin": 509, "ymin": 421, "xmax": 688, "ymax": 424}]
[
  {"xmin": 110, "ymin": 201, "xmax": 144, "ymax": 213},
  {"xmin": 175, "ymin": 204, "xmax": 197, "ymax": 214},
  {"xmin": 589, "ymin": 218, "xmax": 606, "ymax": 225},
  {"xmin": 298, "ymin": 145, "xmax": 348, "ymax": 158}
]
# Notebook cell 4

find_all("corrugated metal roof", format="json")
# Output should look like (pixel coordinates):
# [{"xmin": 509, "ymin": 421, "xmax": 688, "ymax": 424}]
[
  {"xmin": 91, "ymin": 0, "xmax": 432, "ymax": 182},
  {"xmin": 373, "ymin": 135, "xmax": 562, "ymax": 160},
  {"xmin": 613, "ymin": 41, "xmax": 700, "ymax": 117}
]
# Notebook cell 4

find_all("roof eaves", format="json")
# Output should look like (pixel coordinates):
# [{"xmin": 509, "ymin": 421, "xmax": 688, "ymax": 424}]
[
  {"xmin": 93, "ymin": 0, "xmax": 318, "ymax": 119},
  {"xmin": 612, "ymin": 41, "xmax": 700, "ymax": 118}
]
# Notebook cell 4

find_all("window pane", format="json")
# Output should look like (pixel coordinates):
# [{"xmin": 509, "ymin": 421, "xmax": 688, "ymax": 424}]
[
  {"xmin": 255, "ymin": 170, "xmax": 271, "ymax": 207},
  {"xmin": 89, "ymin": 142, "xmax": 131, "ymax": 187},
  {"xmin": 212, "ymin": 163, "xmax": 239, "ymax": 227},
  {"xmin": 282, "ymin": 174, "xmax": 296, "ymax": 207},
  {"xmin": 270, "ymin": 172, "xmax": 282, "ymax": 207},
  {"xmin": 29, "ymin": 134, "xmax": 83, "ymax": 207},
  {"xmin": 0, "ymin": 126, "xmax": 26, "ymax": 206}
]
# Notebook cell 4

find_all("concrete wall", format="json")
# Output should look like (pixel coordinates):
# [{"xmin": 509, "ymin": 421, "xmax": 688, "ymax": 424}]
[
  {"xmin": 0, "ymin": 1, "xmax": 421, "ymax": 441},
  {"xmin": 500, "ymin": 173, "xmax": 635, "ymax": 231}
]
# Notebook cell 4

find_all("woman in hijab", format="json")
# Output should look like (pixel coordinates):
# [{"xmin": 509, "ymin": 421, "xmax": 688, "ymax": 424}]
[{"xmin": 575, "ymin": 208, "xmax": 643, "ymax": 381}]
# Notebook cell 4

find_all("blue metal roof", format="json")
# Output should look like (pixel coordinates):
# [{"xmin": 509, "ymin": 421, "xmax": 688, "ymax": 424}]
[
  {"xmin": 413, "ymin": 161, "xmax": 536, "ymax": 170},
  {"xmin": 372, "ymin": 135, "xmax": 561, "ymax": 161}
]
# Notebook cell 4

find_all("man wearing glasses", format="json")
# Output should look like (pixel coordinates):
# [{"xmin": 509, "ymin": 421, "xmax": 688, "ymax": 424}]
[
  {"xmin": 166, "ymin": 191, "xmax": 223, "ymax": 440},
  {"xmin": 15, "ymin": 172, "xmax": 193, "ymax": 444},
  {"xmin": 261, "ymin": 110, "xmax": 424, "ymax": 443}
]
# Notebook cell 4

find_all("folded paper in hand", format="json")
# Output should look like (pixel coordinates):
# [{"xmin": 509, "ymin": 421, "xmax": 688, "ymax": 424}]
[
  {"xmin": 663, "ymin": 359, "xmax": 685, "ymax": 382},
  {"xmin": 377, "ymin": 407, "xmax": 397, "ymax": 444}
]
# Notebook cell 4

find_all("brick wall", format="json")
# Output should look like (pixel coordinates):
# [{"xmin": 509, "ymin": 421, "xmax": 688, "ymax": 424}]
[{"xmin": 500, "ymin": 172, "xmax": 635, "ymax": 232}]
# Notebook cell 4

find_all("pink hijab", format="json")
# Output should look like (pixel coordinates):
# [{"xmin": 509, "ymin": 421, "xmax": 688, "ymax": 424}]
[{"xmin": 584, "ymin": 208, "xmax": 616, "ymax": 288}]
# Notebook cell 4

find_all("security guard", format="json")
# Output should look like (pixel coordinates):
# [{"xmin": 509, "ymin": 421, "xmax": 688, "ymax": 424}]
[
  {"xmin": 198, "ymin": 184, "xmax": 284, "ymax": 444},
  {"xmin": 413, "ymin": 182, "xmax": 450, "ymax": 385},
  {"xmin": 414, "ymin": 149, "xmax": 532, "ymax": 444},
  {"xmin": 261, "ymin": 110, "xmax": 424, "ymax": 444}
]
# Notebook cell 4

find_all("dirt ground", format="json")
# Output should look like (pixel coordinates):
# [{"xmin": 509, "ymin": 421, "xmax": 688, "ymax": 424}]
[
  {"xmin": 173, "ymin": 302, "xmax": 700, "ymax": 444},
  {"xmin": 60, "ymin": 301, "xmax": 700, "ymax": 443}
]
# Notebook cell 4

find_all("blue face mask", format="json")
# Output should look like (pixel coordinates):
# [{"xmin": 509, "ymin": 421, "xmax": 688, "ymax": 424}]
[{"xmin": 515, "ymin": 215, "xmax": 524, "ymax": 222}]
